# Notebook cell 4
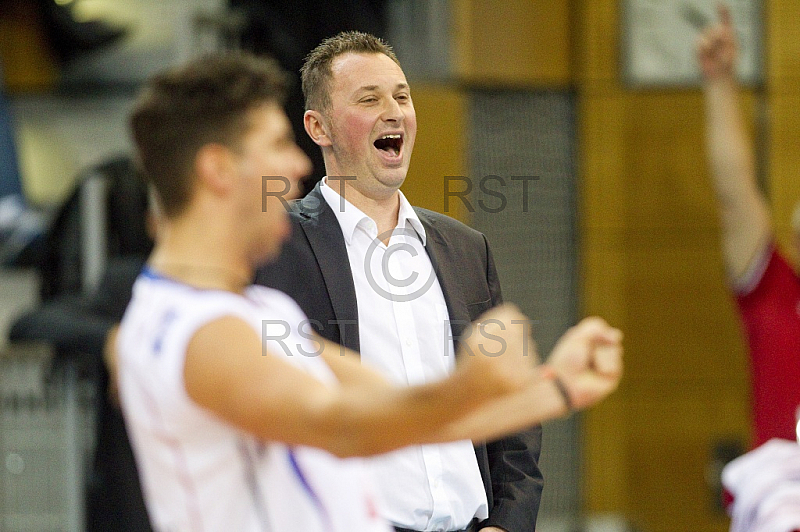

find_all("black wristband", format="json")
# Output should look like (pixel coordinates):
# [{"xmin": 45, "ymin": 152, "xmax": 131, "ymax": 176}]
[{"xmin": 552, "ymin": 376, "xmax": 574, "ymax": 412}]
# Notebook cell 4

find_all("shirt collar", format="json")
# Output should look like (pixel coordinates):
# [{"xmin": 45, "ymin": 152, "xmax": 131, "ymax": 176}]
[
  {"xmin": 397, "ymin": 190, "xmax": 426, "ymax": 246},
  {"xmin": 319, "ymin": 177, "xmax": 426, "ymax": 246}
]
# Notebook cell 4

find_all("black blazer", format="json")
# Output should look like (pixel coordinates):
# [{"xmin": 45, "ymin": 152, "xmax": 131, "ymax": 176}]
[{"xmin": 255, "ymin": 183, "xmax": 543, "ymax": 531}]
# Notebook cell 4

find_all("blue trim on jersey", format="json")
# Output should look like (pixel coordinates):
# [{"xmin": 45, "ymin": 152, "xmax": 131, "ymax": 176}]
[
  {"xmin": 141, "ymin": 265, "xmax": 167, "ymax": 281},
  {"xmin": 288, "ymin": 449, "xmax": 334, "ymax": 532},
  {"xmin": 139, "ymin": 266, "xmax": 206, "ymax": 289},
  {"xmin": 151, "ymin": 308, "xmax": 178, "ymax": 357},
  {"xmin": 139, "ymin": 265, "xmax": 249, "ymax": 293},
  {"xmin": 237, "ymin": 439, "xmax": 273, "ymax": 532}
]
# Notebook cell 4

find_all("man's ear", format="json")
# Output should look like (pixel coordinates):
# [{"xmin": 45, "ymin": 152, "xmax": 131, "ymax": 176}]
[
  {"xmin": 194, "ymin": 143, "xmax": 235, "ymax": 195},
  {"xmin": 304, "ymin": 110, "xmax": 332, "ymax": 147}
]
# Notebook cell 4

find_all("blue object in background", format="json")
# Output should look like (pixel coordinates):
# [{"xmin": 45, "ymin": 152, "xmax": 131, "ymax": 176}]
[{"xmin": 0, "ymin": 65, "xmax": 23, "ymax": 198}]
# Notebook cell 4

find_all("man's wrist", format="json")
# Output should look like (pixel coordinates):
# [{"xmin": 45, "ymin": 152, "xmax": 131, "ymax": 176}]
[
  {"xmin": 704, "ymin": 74, "xmax": 738, "ymax": 94},
  {"xmin": 539, "ymin": 364, "xmax": 573, "ymax": 416},
  {"xmin": 551, "ymin": 374, "xmax": 574, "ymax": 414}
]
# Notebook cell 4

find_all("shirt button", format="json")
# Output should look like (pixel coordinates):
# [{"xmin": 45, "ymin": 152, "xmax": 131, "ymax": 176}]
[{"xmin": 404, "ymin": 337, "xmax": 412, "ymax": 347}]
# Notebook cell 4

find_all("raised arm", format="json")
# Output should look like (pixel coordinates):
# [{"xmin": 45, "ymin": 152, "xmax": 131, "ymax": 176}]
[
  {"xmin": 697, "ymin": 4, "xmax": 772, "ymax": 283},
  {"xmin": 183, "ymin": 305, "xmax": 622, "ymax": 459},
  {"xmin": 184, "ymin": 304, "xmax": 538, "ymax": 458}
]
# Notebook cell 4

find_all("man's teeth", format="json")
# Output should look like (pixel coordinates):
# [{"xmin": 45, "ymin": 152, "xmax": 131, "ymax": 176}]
[{"xmin": 375, "ymin": 134, "xmax": 402, "ymax": 156}]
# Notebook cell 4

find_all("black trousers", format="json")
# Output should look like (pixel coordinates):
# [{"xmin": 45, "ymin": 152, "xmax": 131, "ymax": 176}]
[{"xmin": 393, "ymin": 519, "xmax": 481, "ymax": 532}]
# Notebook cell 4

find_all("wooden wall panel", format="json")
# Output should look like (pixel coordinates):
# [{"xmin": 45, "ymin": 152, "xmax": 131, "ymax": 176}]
[
  {"xmin": 401, "ymin": 83, "xmax": 468, "ymax": 223},
  {"xmin": 624, "ymin": 394, "xmax": 747, "ymax": 532},
  {"xmin": 769, "ymin": 95, "xmax": 800, "ymax": 262},
  {"xmin": 574, "ymin": 1, "xmax": 618, "ymax": 87},
  {"xmin": 768, "ymin": 2, "xmax": 800, "ymax": 261},
  {"xmin": 768, "ymin": 2, "xmax": 800, "ymax": 85},
  {"xmin": 452, "ymin": 0, "xmax": 572, "ymax": 87}
]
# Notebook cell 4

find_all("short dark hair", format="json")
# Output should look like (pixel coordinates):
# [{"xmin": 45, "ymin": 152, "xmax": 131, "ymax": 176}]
[
  {"xmin": 300, "ymin": 31, "xmax": 400, "ymax": 113},
  {"xmin": 130, "ymin": 52, "xmax": 288, "ymax": 218}
]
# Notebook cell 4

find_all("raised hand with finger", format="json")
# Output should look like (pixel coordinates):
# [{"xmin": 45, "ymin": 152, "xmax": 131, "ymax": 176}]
[{"xmin": 696, "ymin": 4, "xmax": 738, "ymax": 82}]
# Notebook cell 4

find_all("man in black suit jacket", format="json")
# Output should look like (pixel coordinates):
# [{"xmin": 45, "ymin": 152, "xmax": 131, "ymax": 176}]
[{"xmin": 256, "ymin": 32, "xmax": 543, "ymax": 532}]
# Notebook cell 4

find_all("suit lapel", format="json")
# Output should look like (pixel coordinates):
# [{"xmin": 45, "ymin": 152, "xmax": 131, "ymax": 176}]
[
  {"xmin": 415, "ymin": 209, "xmax": 471, "ymax": 347},
  {"xmin": 296, "ymin": 184, "xmax": 361, "ymax": 352}
]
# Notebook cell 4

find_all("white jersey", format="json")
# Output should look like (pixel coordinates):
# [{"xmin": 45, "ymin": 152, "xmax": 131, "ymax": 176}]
[{"xmin": 117, "ymin": 268, "xmax": 390, "ymax": 532}]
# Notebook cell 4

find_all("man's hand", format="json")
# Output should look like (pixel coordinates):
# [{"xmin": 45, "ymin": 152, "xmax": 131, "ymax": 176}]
[
  {"xmin": 456, "ymin": 304, "xmax": 539, "ymax": 400},
  {"xmin": 546, "ymin": 317, "xmax": 623, "ymax": 411},
  {"xmin": 696, "ymin": 4, "xmax": 737, "ymax": 81}
]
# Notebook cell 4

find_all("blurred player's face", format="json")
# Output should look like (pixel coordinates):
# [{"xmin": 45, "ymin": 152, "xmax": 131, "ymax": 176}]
[
  {"xmin": 322, "ymin": 52, "xmax": 416, "ymax": 199},
  {"xmin": 235, "ymin": 103, "xmax": 311, "ymax": 263}
]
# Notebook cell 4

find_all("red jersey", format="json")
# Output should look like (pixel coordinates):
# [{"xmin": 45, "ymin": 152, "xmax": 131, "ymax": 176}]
[{"xmin": 736, "ymin": 247, "xmax": 800, "ymax": 446}]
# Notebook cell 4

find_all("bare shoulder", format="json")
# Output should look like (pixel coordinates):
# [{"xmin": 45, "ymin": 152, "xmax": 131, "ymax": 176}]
[{"xmin": 184, "ymin": 316, "xmax": 264, "ymax": 393}]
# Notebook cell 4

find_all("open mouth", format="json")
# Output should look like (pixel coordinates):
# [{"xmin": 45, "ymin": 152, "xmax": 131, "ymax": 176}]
[{"xmin": 373, "ymin": 134, "xmax": 403, "ymax": 157}]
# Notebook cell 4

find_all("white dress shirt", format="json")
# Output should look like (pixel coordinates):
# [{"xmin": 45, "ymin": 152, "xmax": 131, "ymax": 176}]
[{"xmin": 320, "ymin": 179, "xmax": 488, "ymax": 531}]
